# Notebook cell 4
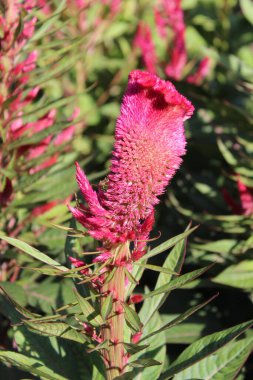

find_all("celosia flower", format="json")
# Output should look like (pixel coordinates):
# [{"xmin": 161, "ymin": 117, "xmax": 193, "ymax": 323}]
[
  {"xmin": 187, "ymin": 57, "xmax": 211, "ymax": 85},
  {"xmin": 136, "ymin": 0, "xmax": 210, "ymax": 84},
  {"xmin": 222, "ymin": 178, "xmax": 253, "ymax": 216},
  {"xmin": 163, "ymin": 0, "xmax": 187, "ymax": 80},
  {"xmin": 70, "ymin": 70, "xmax": 194, "ymax": 258},
  {"xmin": 134, "ymin": 22, "xmax": 157, "ymax": 74},
  {"xmin": 0, "ymin": 2, "xmax": 80, "ymax": 223},
  {"xmin": 102, "ymin": 0, "xmax": 121, "ymax": 15}
]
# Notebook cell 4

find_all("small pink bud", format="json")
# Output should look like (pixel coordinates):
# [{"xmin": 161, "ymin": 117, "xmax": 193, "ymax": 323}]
[
  {"xmin": 129, "ymin": 294, "xmax": 144, "ymax": 305},
  {"xmin": 131, "ymin": 331, "xmax": 142, "ymax": 344}
]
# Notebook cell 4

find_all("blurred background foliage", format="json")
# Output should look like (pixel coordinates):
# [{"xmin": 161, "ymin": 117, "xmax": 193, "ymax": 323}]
[{"xmin": 0, "ymin": 0, "xmax": 252, "ymax": 378}]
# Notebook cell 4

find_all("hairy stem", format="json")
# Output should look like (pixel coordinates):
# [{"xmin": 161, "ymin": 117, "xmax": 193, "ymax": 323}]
[{"xmin": 101, "ymin": 243, "xmax": 129, "ymax": 380}]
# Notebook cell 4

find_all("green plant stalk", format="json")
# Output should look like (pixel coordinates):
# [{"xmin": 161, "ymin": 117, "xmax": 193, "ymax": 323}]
[{"xmin": 101, "ymin": 243, "xmax": 130, "ymax": 380}]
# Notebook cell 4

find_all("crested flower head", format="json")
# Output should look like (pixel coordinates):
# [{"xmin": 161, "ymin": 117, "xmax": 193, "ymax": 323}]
[{"xmin": 70, "ymin": 70, "xmax": 194, "ymax": 252}]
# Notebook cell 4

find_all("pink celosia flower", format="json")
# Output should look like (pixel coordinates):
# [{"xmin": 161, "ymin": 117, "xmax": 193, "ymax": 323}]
[
  {"xmin": 154, "ymin": 6, "xmax": 168, "ymax": 39},
  {"xmin": 223, "ymin": 178, "xmax": 253, "ymax": 216},
  {"xmin": 135, "ymin": 0, "xmax": 210, "ymax": 84},
  {"xmin": 163, "ymin": 0, "xmax": 187, "ymax": 80},
  {"xmin": 70, "ymin": 70, "xmax": 194, "ymax": 258},
  {"xmin": 187, "ymin": 57, "xmax": 211, "ymax": 85},
  {"xmin": 237, "ymin": 180, "xmax": 253, "ymax": 215},
  {"xmin": 69, "ymin": 256, "xmax": 90, "ymax": 276},
  {"xmin": 0, "ymin": 2, "xmax": 80, "ymax": 224},
  {"xmin": 134, "ymin": 22, "xmax": 157, "ymax": 74},
  {"xmin": 102, "ymin": 0, "xmax": 121, "ymax": 15}
]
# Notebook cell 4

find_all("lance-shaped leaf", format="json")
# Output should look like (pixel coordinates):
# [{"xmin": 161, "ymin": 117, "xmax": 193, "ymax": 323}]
[
  {"xmin": 101, "ymin": 294, "xmax": 113, "ymax": 321},
  {"xmin": 159, "ymin": 319, "xmax": 253, "ymax": 379},
  {"xmin": 133, "ymin": 262, "xmax": 178, "ymax": 275},
  {"xmin": 128, "ymin": 358, "xmax": 161, "ymax": 368},
  {"xmin": 217, "ymin": 138, "xmax": 238, "ymax": 166},
  {"xmin": 173, "ymin": 336, "xmax": 253, "ymax": 380},
  {"xmin": 143, "ymin": 263, "xmax": 215, "ymax": 300},
  {"xmin": 124, "ymin": 343, "xmax": 149, "ymax": 355},
  {"xmin": 143, "ymin": 225, "xmax": 198, "ymax": 260},
  {"xmin": 140, "ymin": 294, "xmax": 218, "ymax": 343},
  {"xmin": 0, "ymin": 285, "xmax": 40, "ymax": 320},
  {"xmin": 212, "ymin": 260, "xmax": 253, "ymax": 289},
  {"xmin": 122, "ymin": 303, "xmax": 142, "ymax": 333},
  {"xmin": 0, "ymin": 234, "xmax": 68, "ymax": 272},
  {"xmin": 24, "ymin": 320, "xmax": 88, "ymax": 344},
  {"xmin": 74, "ymin": 290, "xmax": 103, "ymax": 327},
  {"xmin": 0, "ymin": 351, "xmax": 67, "ymax": 380},
  {"xmin": 140, "ymin": 231, "xmax": 187, "ymax": 326}
]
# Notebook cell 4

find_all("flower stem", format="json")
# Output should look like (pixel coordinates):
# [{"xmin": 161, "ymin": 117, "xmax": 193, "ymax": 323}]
[{"xmin": 101, "ymin": 243, "xmax": 129, "ymax": 380}]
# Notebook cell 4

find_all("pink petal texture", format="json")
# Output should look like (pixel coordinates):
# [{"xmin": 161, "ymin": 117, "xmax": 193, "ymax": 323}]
[{"xmin": 71, "ymin": 70, "xmax": 194, "ymax": 256}]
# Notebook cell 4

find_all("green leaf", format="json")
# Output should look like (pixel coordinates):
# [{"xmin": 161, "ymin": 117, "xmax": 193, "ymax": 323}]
[
  {"xmin": 104, "ymin": 22, "xmax": 129, "ymax": 40},
  {"xmin": 0, "ymin": 351, "xmax": 67, "ymax": 380},
  {"xmin": 13, "ymin": 324, "xmax": 93, "ymax": 380},
  {"xmin": 140, "ymin": 294, "xmax": 218, "ymax": 343},
  {"xmin": 162, "ymin": 321, "xmax": 206, "ymax": 344},
  {"xmin": 75, "ymin": 290, "xmax": 103, "ymax": 327},
  {"xmin": 140, "ymin": 229, "xmax": 188, "ymax": 326},
  {"xmin": 212, "ymin": 260, "xmax": 253, "ymax": 289},
  {"xmin": 0, "ymin": 234, "xmax": 68, "ymax": 272},
  {"xmin": 144, "ymin": 225, "xmax": 198, "ymax": 260},
  {"xmin": 101, "ymin": 294, "xmax": 113, "ymax": 321},
  {"xmin": 131, "ymin": 301, "xmax": 166, "ymax": 380},
  {"xmin": 31, "ymin": 1, "xmax": 66, "ymax": 41},
  {"xmin": 133, "ymin": 262, "xmax": 178, "ymax": 275},
  {"xmin": 143, "ymin": 263, "xmax": 215, "ymax": 300},
  {"xmin": 122, "ymin": 303, "xmax": 142, "ymax": 333},
  {"xmin": 87, "ymin": 340, "xmax": 109, "ymax": 353},
  {"xmin": 240, "ymin": 0, "xmax": 253, "ymax": 25},
  {"xmin": 128, "ymin": 358, "xmax": 161, "ymax": 368},
  {"xmin": 173, "ymin": 336, "xmax": 253, "ymax": 380},
  {"xmin": 160, "ymin": 319, "xmax": 253, "ymax": 379},
  {"xmin": 124, "ymin": 268, "xmax": 138, "ymax": 284},
  {"xmin": 24, "ymin": 320, "xmax": 88, "ymax": 344},
  {"xmin": 0, "ymin": 285, "xmax": 40, "ymax": 320},
  {"xmin": 0, "ymin": 282, "xmax": 27, "ymax": 306},
  {"xmin": 217, "ymin": 138, "xmax": 237, "ymax": 166},
  {"xmin": 114, "ymin": 373, "xmax": 134, "ymax": 380},
  {"xmin": 124, "ymin": 343, "xmax": 149, "ymax": 355}
]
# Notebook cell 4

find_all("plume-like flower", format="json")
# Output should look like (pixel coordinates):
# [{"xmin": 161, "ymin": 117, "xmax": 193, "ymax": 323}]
[
  {"xmin": 135, "ymin": 0, "xmax": 210, "ymax": 84},
  {"xmin": 163, "ymin": 0, "xmax": 187, "ymax": 80},
  {"xmin": 0, "ymin": 2, "xmax": 79, "ymax": 221},
  {"xmin": 187, "ymin": 57, "xmax": 211, "ymax": 85},
  {"xmin": 134, "ymin": 22, "xmax": 157, "ymax": 74},
  {"xmin": 222, "ymin": 178, "xmax": 253, "ymax": 216},
  {"xmin": 70, "ymin": 70, "xmax": 194, "ymax": 255}
]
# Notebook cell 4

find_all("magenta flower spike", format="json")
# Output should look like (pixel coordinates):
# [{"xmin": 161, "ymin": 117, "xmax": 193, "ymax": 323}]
[
  {"xmin": 134, "ymin": 22, "xmax": 157, "ymax": 74},
  {"xmin": 222, "ymin": 178, "xmax": 253, "ymax": 216},
  {"xmin": 70, "ymin": 70, "xmax": 194, "ymax": 253},
  {"xmin": 70, "ymin": 70, "xmax": 193, "ymax": 378}
]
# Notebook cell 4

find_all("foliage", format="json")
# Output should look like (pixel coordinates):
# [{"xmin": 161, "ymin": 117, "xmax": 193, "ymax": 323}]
[{"xmin": 0, "ymin": 0, "xmax": 252, "ymax": 379}]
